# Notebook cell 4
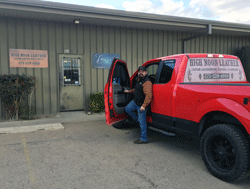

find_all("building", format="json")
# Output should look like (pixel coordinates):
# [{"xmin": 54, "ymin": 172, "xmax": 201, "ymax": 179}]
[{"xmin": 0, "ymin": 0, "xmax": 250, "ymax": 118}]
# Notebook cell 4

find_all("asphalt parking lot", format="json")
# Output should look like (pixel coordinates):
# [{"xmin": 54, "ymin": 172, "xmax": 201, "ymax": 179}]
[{"xmin": 0, "ymin": 119, "xmax": 250, "ymax": 189}]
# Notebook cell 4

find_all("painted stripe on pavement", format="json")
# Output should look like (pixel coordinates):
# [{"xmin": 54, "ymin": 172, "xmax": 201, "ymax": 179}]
[{"xmin": 0, "ymin": 123, "xmax": 64, "ymax": 134}]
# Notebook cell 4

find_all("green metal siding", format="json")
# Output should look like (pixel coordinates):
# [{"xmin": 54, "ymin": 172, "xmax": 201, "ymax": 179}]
[{"xmin": 0, "ymin": 17, "xmax": 250, "ymax": 117}]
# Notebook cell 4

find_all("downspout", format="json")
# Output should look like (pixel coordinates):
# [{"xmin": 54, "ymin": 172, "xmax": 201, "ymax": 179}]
[{"xmin": 182, "ymin": 24, "xmax": 212, "ymax": 53}]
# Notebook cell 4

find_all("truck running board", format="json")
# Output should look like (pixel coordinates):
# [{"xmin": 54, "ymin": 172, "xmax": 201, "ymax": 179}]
[{"xmin": 148, "ymin": 126, "xmax": 176, "ymax": 136}]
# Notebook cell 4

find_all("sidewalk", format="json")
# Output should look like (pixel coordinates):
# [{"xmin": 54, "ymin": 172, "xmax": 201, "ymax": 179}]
[{"xmin": 0, "ymin": 111, "xmax": 106, "ymax": 134}]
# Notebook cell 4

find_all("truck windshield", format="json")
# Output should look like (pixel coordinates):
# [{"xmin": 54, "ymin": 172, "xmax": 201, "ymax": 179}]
[{"xmin": 183, "ymin": 58, "xmax": 246, "ymax": 83}]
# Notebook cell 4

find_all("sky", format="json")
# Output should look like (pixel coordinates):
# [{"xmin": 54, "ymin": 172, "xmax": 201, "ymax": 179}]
[{"xmin": 43, "ymin": 0, "xmax": 250, "ymax": 25}]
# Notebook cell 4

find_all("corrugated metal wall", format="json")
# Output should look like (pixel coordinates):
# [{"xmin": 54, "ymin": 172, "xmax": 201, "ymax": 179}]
[{"xmin": 0, "ymin": 17, "xmax": 250, "ymax": 116}]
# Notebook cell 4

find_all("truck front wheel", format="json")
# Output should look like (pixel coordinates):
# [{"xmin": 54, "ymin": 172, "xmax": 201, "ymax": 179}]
[{"xmin": 200, "ymin": 124, "xmax": 249, "ymax": 182}]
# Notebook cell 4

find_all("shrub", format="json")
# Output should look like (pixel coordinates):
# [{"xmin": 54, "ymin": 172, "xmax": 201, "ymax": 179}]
[
  {"xmin": 18, "ymin": 96, "xmax": 36, "ymax": 120},
  {"xmin": 89, "ymin": 92, "xmax": 104, "ymax": 113},
  {"xmin": 0, "ymin": 74, "xmax": 37, "ymax": 120}
]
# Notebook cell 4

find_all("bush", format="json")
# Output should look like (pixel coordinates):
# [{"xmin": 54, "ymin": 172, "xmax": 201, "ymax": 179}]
[
  {"xmin": 89, "ymin": 92, "xmax": 104, "ymax": 113},
  {"xmin": 0, "ymin": 74, "xmax": 37, "ymax": 120},
  {"xmin": 18, "ymin": 96, "xmax": 36, "ymax": 120}
]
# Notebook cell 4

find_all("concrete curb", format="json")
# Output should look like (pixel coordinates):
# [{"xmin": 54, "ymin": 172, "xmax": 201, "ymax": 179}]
[{"xmin": 0, "ymin": 123, "xmax": 64, "ymax": 134}]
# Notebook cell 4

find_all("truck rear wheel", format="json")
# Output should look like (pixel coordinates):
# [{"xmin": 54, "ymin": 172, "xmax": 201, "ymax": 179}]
[{"xmin": 200, "ymin": 124, "xmax": 249, "ymax": 182}]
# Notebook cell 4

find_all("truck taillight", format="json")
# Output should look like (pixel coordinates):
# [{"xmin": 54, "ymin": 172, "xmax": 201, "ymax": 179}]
[
  {"xmin": 207, "ymin": 54, "xmax": 213, "ymax": 58},
  {"xmin": 218, "ymin": 54, "xmax": 224, "ymax": 58}
]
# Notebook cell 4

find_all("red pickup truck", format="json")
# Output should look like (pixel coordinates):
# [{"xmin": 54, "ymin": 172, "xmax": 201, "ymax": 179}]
[{"xmin": 104, "ymin": 54, "xmax": 250, "ymax": 182}]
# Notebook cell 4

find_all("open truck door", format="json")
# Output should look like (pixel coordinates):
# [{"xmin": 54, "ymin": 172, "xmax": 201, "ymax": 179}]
[{"xmin": 104, "ymin": 58, "xmax": 133, "ymax": 125}]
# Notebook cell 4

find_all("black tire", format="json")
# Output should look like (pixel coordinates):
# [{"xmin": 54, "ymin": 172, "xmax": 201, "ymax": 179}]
[{"xmin": 200, "ymin": 124, "xmax": 249, "ymax": 182}]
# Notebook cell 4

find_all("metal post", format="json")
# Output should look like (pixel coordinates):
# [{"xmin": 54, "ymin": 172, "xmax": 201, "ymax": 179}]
[
  {"xmin": 0, "ymin": 98, "xmax": 1, "ymax": 120},
  {"xmin": 183, "ymin": 40, "xmax": 187, "ymax": 54},
  {"xmin": 207, "ymin": 24, "xmax": 212, "ymax": 35}
]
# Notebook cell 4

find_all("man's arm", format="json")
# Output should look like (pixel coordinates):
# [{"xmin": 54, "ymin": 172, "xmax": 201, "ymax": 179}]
[{"xmin": 142, "ymin": 81, "xmax": 153, "ymax": 109}]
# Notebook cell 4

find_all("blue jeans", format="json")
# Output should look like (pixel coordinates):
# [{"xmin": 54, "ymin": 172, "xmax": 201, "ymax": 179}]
[{"xmin": 125, "ymin": 100, "xmax": 147, "ymax": 142}]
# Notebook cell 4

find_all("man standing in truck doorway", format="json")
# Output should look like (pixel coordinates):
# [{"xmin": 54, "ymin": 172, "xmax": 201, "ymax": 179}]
[{"xmin": 124, "ymin": 66, "xmax": 153, "ymax": 144}]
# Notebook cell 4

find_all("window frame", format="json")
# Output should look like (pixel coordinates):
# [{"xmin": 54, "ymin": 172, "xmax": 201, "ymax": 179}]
[
  {"xmin": 112, "ymin": 61, "xmax": 130, "ymax": 87},
  {"xmin": 155, "ymin": 59, "xmax": 176, "ymax": 84}
]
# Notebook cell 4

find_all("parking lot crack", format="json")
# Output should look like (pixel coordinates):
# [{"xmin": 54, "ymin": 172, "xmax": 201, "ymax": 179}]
[{"xmin": 132, "ymin": 171, "xmax": 157, "ymax": 188}]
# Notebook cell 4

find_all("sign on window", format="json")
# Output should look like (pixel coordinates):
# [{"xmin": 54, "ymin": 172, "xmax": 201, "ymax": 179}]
[{"xmin": 183, "ymin": 58, "xmax": 246, "ymax": 82}]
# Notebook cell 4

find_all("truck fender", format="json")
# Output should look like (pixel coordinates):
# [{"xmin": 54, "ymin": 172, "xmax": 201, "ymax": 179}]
[{"xmin": 196, "ymin": 98, "xmax": 250, "ymax": 134}]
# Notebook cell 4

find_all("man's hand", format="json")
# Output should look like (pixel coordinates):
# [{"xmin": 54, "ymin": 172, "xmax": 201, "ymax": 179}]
[
  {"xmin": 124, "ymin": 90, "xmax": 130, "ymax": 93},
  {"xmin": 140, "ymin": 106, "xmax": 145, "ymax": 111}
]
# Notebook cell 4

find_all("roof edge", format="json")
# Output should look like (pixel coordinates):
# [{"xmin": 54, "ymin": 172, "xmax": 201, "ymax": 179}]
[{"xmin": 0, "ymin": 0, "xmax": 250, "ymax": 31}]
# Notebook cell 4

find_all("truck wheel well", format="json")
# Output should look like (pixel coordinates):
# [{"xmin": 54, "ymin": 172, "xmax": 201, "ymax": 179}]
[{"xmin": 199, "ymin": 111, "xmax": 249, "ymax": 141}]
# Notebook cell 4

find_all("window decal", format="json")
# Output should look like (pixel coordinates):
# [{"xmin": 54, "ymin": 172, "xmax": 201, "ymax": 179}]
[{"xmin": 184, "ymin": 58, "xmax": 246, "ymax": 82}]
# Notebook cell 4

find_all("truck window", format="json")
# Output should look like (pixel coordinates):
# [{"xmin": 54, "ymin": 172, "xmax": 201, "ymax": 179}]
[
  {"xmin": 132, "ymin": 63, "xmax": 160, "ymax": 87},
  {"xmin": 147, "ymin": 64, "xmax": 158, "ymax": 75},
  {"xmin": 147, "ymin": 64, "xmax": 159, "ymax": 84},
  {"xmin": 112, "ymin": 62, "xmax": 130, "ymax": 87},
  {"xmin": 183, "ymin": 58, "xmax": 246, "ymax": 83},
  {"xmin": 158, "ymin": 60, "xmax": 175, "ymax": 84}
]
